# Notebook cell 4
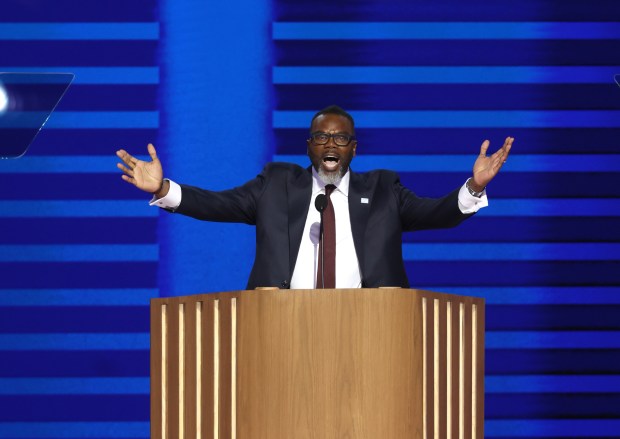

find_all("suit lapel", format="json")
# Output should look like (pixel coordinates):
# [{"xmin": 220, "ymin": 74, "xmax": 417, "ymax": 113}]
[
  {"xmin": 348, "ymin": 170, "xmax": 371, "ymax": 283},
  {"xmin": 288, "ymin": 166, "xmax": 313, "ymax": 277}
]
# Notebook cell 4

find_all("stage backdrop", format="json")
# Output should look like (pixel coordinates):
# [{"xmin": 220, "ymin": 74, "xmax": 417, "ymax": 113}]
[{"xmin": 0, "ymin": 0, "xmax": 619, "ymax": 438}]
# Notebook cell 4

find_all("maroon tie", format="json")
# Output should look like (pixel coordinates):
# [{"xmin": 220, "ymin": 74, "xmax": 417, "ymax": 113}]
[{"xmin": 317, "ymin": 184, "xmax": 336, "ymax": 289}]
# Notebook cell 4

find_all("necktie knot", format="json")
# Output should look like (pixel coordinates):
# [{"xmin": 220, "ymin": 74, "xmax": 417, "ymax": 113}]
[{"xmin": 325, "ymin": 184, "xmax": 336, "ymax": 197}]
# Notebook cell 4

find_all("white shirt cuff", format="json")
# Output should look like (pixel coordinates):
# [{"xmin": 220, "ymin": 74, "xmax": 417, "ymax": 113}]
[
  {"xmin": 457, "ymin": 181, "xmax": 488, "ymax": 214},
  {"xmin": 149, "ymin": 179, "xmax": 182, "ymax": 210}
]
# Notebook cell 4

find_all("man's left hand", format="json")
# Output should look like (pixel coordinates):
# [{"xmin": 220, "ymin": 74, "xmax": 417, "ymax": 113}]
[{"xmin": 470, "ymin": 137, "xmax": 514, "ymax": 192}]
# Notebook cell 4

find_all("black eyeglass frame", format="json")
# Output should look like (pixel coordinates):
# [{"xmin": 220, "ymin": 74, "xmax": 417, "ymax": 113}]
[{"xmin": 309, "ymin": 131, "xmax": 356, "ymax": 147}]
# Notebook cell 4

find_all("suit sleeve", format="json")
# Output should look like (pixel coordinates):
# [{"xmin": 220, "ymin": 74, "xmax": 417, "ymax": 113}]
[
  {"xmin": 172, "ymin": 166, "xmax": 269, "ymax": 225},
  {"xmin": 394, "ymin": 177, "xmax": 474, "ymax": 232}
]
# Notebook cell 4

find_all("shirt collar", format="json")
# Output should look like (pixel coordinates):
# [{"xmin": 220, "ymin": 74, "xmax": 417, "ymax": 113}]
[{"xmin": 312, "ymin": 167, "xmax": 350, "ymax": 197}]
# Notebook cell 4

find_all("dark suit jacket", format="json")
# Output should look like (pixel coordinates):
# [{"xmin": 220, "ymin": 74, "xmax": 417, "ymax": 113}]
[{"xmin": 174, "ymin": 162, "xmax": 473, "ymax": 289}]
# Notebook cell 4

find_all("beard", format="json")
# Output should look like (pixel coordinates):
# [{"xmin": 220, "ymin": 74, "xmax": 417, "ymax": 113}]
[{"xmin": 318, "ymin": 167, "xmax": 343, "ymax": 186}]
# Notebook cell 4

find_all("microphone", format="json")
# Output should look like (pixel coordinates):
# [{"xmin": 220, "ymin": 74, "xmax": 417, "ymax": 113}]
[
  {"xmin": 315, "ymin": 193, "xmax": 327, "ymax": 288},
  {"xmin": 315, "ymin": 194, "xmax": 327, "ymax": 213}
]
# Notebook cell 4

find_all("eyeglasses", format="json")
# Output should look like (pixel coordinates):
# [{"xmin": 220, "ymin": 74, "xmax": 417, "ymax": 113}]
[{"xmin": 310, "ymin": 132, "xmax": 356, "ymax": 147}]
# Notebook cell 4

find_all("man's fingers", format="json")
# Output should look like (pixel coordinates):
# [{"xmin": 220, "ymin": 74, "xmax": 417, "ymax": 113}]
[
  {"xmin": 116, "ymin": 149, "xmax": 137, "ymax": 168},
  {"xmin": 117, "ymin": 162, "xmax": 134, "ymax": 177},
  {"xmin": 121, "ymin": 174, "xmax": 136, "ymax": 186},
  {"xmin": 147, "ymin": 143, "xmax": 158, "ymax": 161},
  {"xmin": 502, "ymin": 137, "xmax": 514, "ymax": 162},
  {"xmin": 495, "ymin": 156, "xmax": 505, "ymax": 170},
  {"xmin": 490, "ymin": 137, "xmax": 514, "ymax": 160},
  {"xmin": 479, "ymin": 140, "xmax": 490, "ymax": 157}
]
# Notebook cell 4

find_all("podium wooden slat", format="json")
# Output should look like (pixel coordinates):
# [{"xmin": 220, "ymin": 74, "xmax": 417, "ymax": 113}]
[
  {"xmin": 150, "ymin": 302, "xmax": 163, "ymax": 439},
  {"xmin": 201, "ymin": 299, "xmax": 215, "ymax": 439},
  {"xmin": 438, "ymin": 296, "xmax": 448, "ymax": 439},
  {"xmin": 463, "ymin": 300, "xmax": 473, "ymax": 439},
  {"xmin": 184, "ymin": 301, "xmax": 197, "ymax": 439},
  {"xmin": 423, "ymin": 295, "xmax": 434, "ymax": 438},
  {"xmin": 475, "ymin": 302, "xmax": 485, "ymax": 439},
  {"xmin": 218, "ymin": 296, "xmax": 233, "ymax": 439},
  {"xmin": 449, "ymin": 299, "xmax": 460, "ymax": 438}
]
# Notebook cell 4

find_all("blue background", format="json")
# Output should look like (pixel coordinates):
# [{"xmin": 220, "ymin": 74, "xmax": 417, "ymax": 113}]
[{"xmin": 1, "ymin": 0, "xmax": 619, "ymax": 437}]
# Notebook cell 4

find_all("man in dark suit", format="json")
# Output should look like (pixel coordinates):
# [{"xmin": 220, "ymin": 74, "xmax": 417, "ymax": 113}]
[{"xmin": 116, "ymin": 105, "xmax": 512, "ymax": 289}]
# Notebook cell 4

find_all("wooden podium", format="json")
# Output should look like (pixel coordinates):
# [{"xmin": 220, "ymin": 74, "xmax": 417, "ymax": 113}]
[{"xmin": 150, "ymin": 288, "xmax": 484, "ymax": 438}]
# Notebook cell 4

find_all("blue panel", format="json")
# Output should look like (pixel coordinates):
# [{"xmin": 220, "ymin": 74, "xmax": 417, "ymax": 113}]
[
  {"xmin": 274, "ymin": 110, "xmax": 620, "ymax": 128},
  {"xmin": 487, "ymin": 350, "xmax": 620, "ymax": 374},
  {"xmin": 0, "ymin": 421, "xmax": 148, "ymax": 436},
  {"xmin": 0, "ymin": 175, "xmax": 154, "ymax": 200},
  {"xmin": 24, "ymin": 129, "xmax": 159, "ymax": 155},
  {"xmin": 407, "ymin": 218, "xmax": 620, "ymax": 242},
  {"xmin": 0, "ymin": 437, "xmax": 145, "ymax": 439},
  {"xmin": 0, "ymin": 219, "xmax": 157, "ymax": 244},
  {"xmin": 0, "ymin": 156, "xmax": 149, "ymax": 173},
  {"xmin": 476, "ymin": 199, "xmax": 620, "ymax": 217},
  {"xmin": 274, "ymin": 154, "xmax": 620, "ymax": 172},
  {"xmin": 3, "ymin": 436, "xmax": 148, "ymax": 439},
  {"xmin": 0, "ymin": 42, "xmax": 157, "ymax": 66},
  {"xmin": 275, "ymin": 128, "xmax": 620, "ymax": 154},
  {"xmin": 275, "ymin": 40, "xmax": 620, "ymax": 66},
  {"xmin": 0, "ymin": 333, "xmax": 149, "ymax": 350},
  {"xmin": 0, "ymin": 307, "xmax": 149, "ymax": 332},
  {"xmin": 484, "ymin": 384, "xmax": 620, "ymax": 415},
  {"xmin": 274, "ymin": 22, "xmax": 620, "ymax": 40},
  {"xmin": 403, "ymin": 243, "xmax": 620, "ymax": 261},
  {"xmin": 485, "ymin": 419, "xmax": 620, "ymax": 437},
  {"xmin": 273, "ymin": 67, "xmax": 619, "ymax": 84},
  {"xmin": 0, "ymin": 378, "xmax": 149, "ymax": 394},
  {"xmin": 0, "ymin": 263, "xmax": 157, "ymax": 288},
  {"xmin": 0, "ymin": 351, "xmax": 149, "ymax": 377},
  {"xmin": 0, "ymin": 245, "xmax": 158, "ymax": 262},
  {"xmin": 486, "ymin": 331, "xmax": 620, "ymax": 349},
  {"xmin": 406, "ymin": 261, "xmax": 620, "ymax": 286},
  {"xmin": 428, "ymin": 287, "xmax": 620, "ymax": 305},
  {"xmin": 59, "ymin": 86, "xmax": 158, "ymax": 111},
  {"xmin": 486, "ymin": 394, "xmax": 620, "ymax": 417},
  {"xmin": 486, "ymin": 305, "xmax": 620, "ymax": 329},
  {"xmin": 0, "ymin": 289, "xmax": 157, "ymax": 306},
  {"xmin": 1, "ymin": 0, "xmax": 157, "ymax": 22},
  {"xmin": 276, "ymin": 0, "xmax": 620, "ymax": 21},
  {"xmin": 0, "ymin": 23, "xmax": 159, "ymax": 40},
  {"xmin": 43, "ymin": 112, "xmax": 159, "ymax": 129},
  {"xmin": 486, "ymin": 375, "xmax": 620, "ymax": 393},
  {"xmin": 0, "ymin": 67, "xmax": 158, "ymax": 84},
  {"xmin": 397, "ymin": 173, "xmax": 620, "ymax": 198},
  {"xmin": 0, "ymin": 111, "xmax": 158, "ymax": 129},
  {"xmin": 0, "ymin": 201, "xmax": 157, "ymax": 217},
  {"xmin": 275, "ymin": 84, "xmax": 620, "ymax": 110}
]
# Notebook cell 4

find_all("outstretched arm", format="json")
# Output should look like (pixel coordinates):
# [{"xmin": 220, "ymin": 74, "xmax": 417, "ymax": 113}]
[
  {"xmin": 116, "ymin": 143, "xmax": 169, "ymax": 199},
  {"xmin": 469, "ymin": 137, "xmax": 514, "ymax": 192}
]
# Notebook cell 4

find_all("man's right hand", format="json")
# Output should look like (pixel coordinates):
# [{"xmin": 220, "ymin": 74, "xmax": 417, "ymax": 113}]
[{"xmin": 116, "ymin": 143, "xmax": 169, "ymax": 199}]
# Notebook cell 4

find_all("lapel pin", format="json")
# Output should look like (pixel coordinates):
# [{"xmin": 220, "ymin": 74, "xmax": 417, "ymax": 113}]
[{"xmin": 361, "ymin": 198, "xmax": 369, "ymax": 204}]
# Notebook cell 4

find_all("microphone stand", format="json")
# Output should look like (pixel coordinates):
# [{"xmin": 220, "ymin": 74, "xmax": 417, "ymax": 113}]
[{"xmin": 319, "ymin": 208, "xmax": 325, "ymax": 289}]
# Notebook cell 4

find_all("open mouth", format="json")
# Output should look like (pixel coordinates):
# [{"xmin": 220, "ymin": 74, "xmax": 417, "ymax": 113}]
[{"xmin": 322, "ymin": 155, "xmax": 340, "ymax": 171}]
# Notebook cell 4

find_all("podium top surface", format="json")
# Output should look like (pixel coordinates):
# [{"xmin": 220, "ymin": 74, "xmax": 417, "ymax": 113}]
[{"xmin": 150, "ymin": 287, "xmax": 485, "ymax": 306}]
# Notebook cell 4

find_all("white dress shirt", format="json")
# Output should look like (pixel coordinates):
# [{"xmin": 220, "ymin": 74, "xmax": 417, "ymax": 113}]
[{"xmin": 290, "ymin": 169, "xmax": 361, "ymax": 289}]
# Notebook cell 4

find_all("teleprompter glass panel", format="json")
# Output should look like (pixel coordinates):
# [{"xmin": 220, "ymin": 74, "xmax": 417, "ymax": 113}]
[{"xmin": 0, "ymin": 72, "xmax": 74, "ymax": 159}]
